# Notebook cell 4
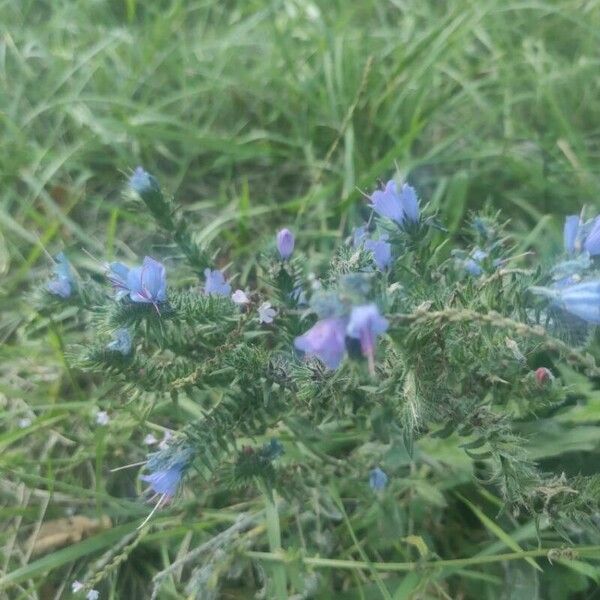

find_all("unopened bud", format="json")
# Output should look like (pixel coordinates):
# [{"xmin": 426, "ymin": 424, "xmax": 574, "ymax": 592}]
[{"xmin": 535, "ymin": 367, "xmax": 554, "ymax": 386}]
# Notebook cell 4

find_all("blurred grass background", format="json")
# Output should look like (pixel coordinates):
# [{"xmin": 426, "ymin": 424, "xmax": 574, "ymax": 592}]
[{"xmin": 2, "ymin": 0, "xmax": 600, "ymax": 598}]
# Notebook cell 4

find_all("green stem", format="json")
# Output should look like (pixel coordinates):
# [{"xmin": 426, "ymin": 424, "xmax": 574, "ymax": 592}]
[
  {"xmin": 260, "ymin": 483, "xmax": 287, "ymax": 600},
  {"xmin": 245, "ymin": 545, "xmax": 600, "ymax": 573}
]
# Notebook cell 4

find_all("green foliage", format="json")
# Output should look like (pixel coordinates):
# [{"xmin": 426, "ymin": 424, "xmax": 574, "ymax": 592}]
[{"xmin": 4, "ymin": 1, "xmax": 600, "ymax": 599}]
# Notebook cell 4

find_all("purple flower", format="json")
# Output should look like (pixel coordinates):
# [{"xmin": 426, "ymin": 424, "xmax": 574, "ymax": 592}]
[
  {"xmin": 369, "ymin": 467, "xmax": 388, "ymax": 491},
  {"xmin": 204, "ymin": 268, "xmax": 231, "ymax": 297},
  {"xmin": 346, "ymin": 304, "xmax": 388, "ymax": 374},
  {"xmin": 364, "ymin": 238, "xmax": 392, "ymax": 271},
  {"xmin": 47, "ymin": 253, "xmax": 74, "ymax": 299},
  {"xmin": 276, "ymin": 228, "xmax": 295, "ymax": 260},
  {"xmin": 294, "ymin": 317, "xmax": 347, "ymax": 370},
  {"xmin": 127, "ymin": 257, "xmax": 167, "ymax": 305},
  {"xmin": 130, "ymin": 167, "xmax": 160, "ymax": 196},
  {"xmin": 107, "ymin": 328, "xmax": 132, "ymax": 355},
  {"xmin": 370, "ymin": 180, "xmax": 420, "ymax": 225}
]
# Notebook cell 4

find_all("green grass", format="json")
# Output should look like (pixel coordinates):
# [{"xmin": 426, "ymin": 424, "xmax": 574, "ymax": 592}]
[{"xmin": 2, "ymin": 0, "xmax": 600, "ymax": 598}]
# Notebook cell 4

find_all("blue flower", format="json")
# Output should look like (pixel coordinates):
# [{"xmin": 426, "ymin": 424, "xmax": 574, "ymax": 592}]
[
  {"xmin": 140, "ymin": 464, "xmax": 185, "ymax": 498},
  {"xmin": 294, "ymin": 317, "xmax": 347, "ymax": 370},
  {"xmin": 364, "ymin": 238, "xmax": 392, "ymax": 271},
  {"xmin": 106, "ymin": 261, "xmax": 131, "ymax": 300},
  {"xmin": 204, "ymin": 268, "xmax": 231, "ymax": 296},
  {"xmin": 463, "ymin": 248, "xmax": 488, "ymax": 277},
  {"xmin": 564, "ymin": 215, "xmax": 581, "ymax": 254},
  {"xmin": 107, "ymin": 328, "xmax": 132, "ymax": 355},
  {"xmin": 130, "ymin": 166, "xmax": 160, "ymax": 196},
  {"xmin": 352, "ymin": 226, "xmax": 368, "ymax": 247},
  {"xmin": 276, "ymin": 228, "xmax": 295, "ymax": 260},
  {"xmin": 106, "ymin": 257, "xmax": 167, "ymax": 306},
  {"xmin": 369, "ymin": 467, "xmax": 388, "ymax": 491},
  {"xmin": 556, "ymin": 280, "xmax": 600, "ymax": 323},
  {"xmin": 531, "ymin": 280, "xmax": 600, "ymax": 323},
  {"xmin": 127, "ymin": 257, "xmax": 167, "ymax": 305},
  {"xmin": 584, "ymin": 217, "xmax": 600, "ymax": 256},
  {"xmin": 562, "ymin": 214, "xmax": 600, "ymax": 257},
  {"xmin": 47, "ymin": 253, "xmax": 74, "ymax": 299},
  {"xmin": 141, "ymin": 446, "xmax": 195, "ymax": 503},
  {"xmin": 370, "ymin": 180, "xmax": 420, "ymax": 226},
  {"xmin": 352, "ymin": 226, "xmax": 392, "ymax": 271},
  {"xmin": 346, "ymin": 304, "xmax": 389, "ymax": 373}
]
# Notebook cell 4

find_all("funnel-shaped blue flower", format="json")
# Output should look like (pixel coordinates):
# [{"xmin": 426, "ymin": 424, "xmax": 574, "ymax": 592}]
[
  {"xmin": 127, "ymin": 257, "xmax": 167, "ymax": 304},
  {"xmin": 294, "ymin": 317, "xmax": 347, "ymax": 370},
  {"xmin": 370, "ymin": 181, "xmax": 420, "ymax": 226}
]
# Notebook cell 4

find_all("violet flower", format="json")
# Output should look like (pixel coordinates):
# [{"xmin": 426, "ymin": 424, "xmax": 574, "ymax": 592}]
[
  {"xmin": 294, "ymin": 317, "xmax": 347, "ymax": 370},
  {"xmin": 346, "ymin": 304, "xmax": 389, "ymax": 374},
  {"xmin": 276, "ymin": 228, "xmax": 295, "ymax": 260},
  {"xmin": 204, "ymin": 268, "xmax": 231, "ymax": 297}
]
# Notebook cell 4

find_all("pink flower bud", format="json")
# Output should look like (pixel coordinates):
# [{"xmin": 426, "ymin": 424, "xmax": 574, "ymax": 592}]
[{"xmin": 535, "ymin": 367, "xmax": 553, "ymax": 386}]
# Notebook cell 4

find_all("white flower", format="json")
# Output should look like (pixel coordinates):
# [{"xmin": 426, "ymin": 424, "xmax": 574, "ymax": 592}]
[
  {"xmin": 95, "ymin": 411, "xmax": 109, "ymax": 426},
  {"xmin": 231, "ymin": 289, "xmax": 250, "ymax": 305},
  {"xmin": 144, "ymin": 433, "xmax": 158, "ymax": 445},
  {"xmin": 258, "ymin": 302, "xmax": 277, "ymax": 324},
  {"xmin": 86, "ymin": 590, "xmax": 99, "ymax": 600},
  {"xmin": 18, "ymin": 417, "xmax": 32, "ymax": 428},
  {"xmin": 71, "ymin": 580, "xmax": 84, "ymax": 593}
]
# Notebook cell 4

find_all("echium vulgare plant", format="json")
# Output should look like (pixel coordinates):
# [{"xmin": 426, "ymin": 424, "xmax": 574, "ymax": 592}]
[{"xmin": 34, "ymin": 168, "xmax": 600, "ymax": 598}]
